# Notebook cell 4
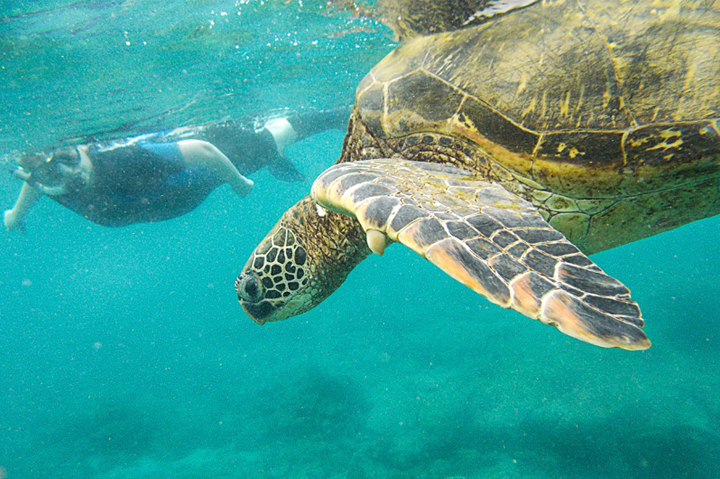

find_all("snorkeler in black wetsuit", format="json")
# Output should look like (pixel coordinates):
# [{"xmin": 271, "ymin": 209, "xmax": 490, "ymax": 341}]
[{"xmin": 4, "ymin": 106, "xmax": 350, "ymax": 230}]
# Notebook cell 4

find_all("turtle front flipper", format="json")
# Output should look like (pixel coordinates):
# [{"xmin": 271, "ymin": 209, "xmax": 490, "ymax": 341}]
[{"xmin": 312, "ymin": 158, "xmax": 651, "ymax": 351}]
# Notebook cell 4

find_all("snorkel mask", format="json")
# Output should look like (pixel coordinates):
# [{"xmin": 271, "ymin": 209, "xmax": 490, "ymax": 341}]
[{"xmin": 15, "ymin": 147, "xmax": 80, "ymax": 187}]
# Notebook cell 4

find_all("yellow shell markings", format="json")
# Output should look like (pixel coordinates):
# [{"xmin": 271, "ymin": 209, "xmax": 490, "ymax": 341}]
[
  {"xmin": 515, "ymin": 71, "xmax": 529, "ymax": 98},
  {"xmin": 356, "ymin": 72, "xmax": 379, "ymax": 98},
  {"xmin": 373, "ymin": 38, "xmax": 615, "ymax": 189},
  {"xmin": 354, "ymin": 0, "xmax": 720, "ymax": 253},
  {"xmin": 645, "ymin": 128, "xmax": 683, "ymax": 153},
  {"xmin": 712, "ymin": 120, "xmax": 720, "ymax": 137},
  {"xmin": 563, "ymin": 3, "xmax": 712, "ymax": 124},
  {"xmin": 368, "ymin": 68, "xmax": 720, "ymax": 252},
  {"xmin": 379, "ymin": 6, "xmax": 717, "ymax": 134}
]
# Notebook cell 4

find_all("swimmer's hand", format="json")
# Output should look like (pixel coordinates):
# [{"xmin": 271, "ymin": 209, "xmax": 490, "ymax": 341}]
[{"xmin": 4, "ymin": 208, "xmax": 25, "ymax": 232}]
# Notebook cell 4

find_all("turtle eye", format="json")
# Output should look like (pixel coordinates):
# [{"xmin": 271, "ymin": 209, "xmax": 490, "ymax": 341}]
[{"xmin": 235, "ymin": 270, "xmax": 262, "ymax": 302}]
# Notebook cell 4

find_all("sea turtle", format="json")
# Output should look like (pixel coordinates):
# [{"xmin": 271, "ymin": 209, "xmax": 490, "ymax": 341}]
[{"xmin": 235, "ymin": 0, "xmax": 720, "ymax": 350}]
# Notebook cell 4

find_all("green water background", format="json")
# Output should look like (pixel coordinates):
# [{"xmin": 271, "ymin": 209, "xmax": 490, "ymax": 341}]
[{"xmin": 1, "ymin": 1, "xmax": 720, "ymax": 478}]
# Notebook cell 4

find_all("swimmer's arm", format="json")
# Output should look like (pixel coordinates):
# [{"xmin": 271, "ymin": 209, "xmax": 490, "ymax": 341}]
[
  {"xmin": 177, "ymin": 139, "xmax": 253, "ymax": 197},
  {"xmin": 4, "ymin": 182, "xmax": 43, "ymax": 231}
]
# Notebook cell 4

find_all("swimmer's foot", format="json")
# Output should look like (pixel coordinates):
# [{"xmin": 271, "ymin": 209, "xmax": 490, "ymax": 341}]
[{"xmin": 233, "ymin": 177, "xmax": 254, "ymax": 197}]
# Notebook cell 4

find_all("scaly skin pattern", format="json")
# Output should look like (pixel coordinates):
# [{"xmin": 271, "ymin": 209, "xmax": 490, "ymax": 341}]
[
  {"xmin": 312, "ymin": 158, "xmax": 650, "ymax": 349},
  {"xmin": 236, "ymin": 196, "xmax": 370, "ymax": 324}
]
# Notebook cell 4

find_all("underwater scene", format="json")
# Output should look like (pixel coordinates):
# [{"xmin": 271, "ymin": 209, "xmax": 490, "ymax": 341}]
[{"xmin": 1, "ymin": 1, "xmax": 720, "ymax": 478}]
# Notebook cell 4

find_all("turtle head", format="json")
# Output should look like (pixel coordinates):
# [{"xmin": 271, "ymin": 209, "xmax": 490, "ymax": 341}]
[{"xmin": 236, "ymin": 196, "xmax": 371, "ymax": 324}]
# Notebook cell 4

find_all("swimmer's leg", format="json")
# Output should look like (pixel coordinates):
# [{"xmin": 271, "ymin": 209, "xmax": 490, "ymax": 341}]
[
  {"xmin": 4, "ymin": 182, "xmax": 43, "ymax": 231},
  {"xmin": 177, "ymin": 139, "xmax": 253, "ymax": 197}
]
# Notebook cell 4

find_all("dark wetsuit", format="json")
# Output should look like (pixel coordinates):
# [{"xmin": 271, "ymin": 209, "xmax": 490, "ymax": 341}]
[
  {"xmin": 28, "ymin": 106, "xmax": 351, "ymax": 227},
  {"xmin": 53, "ymin": 142, "xmax": 222, "ymax": 227}
]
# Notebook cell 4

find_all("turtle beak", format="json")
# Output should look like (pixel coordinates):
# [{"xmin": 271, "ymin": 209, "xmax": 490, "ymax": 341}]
[
  {"xmin": 235, "ymin": 270, "xmax": 275, "ymax": 325},
  {"xmin": 240, "ymin": 302, "xmax": 266, "ymax": 325},
  {"xmin": 239, "ymin": 299, "xmax": 279, "ymax": 325}
]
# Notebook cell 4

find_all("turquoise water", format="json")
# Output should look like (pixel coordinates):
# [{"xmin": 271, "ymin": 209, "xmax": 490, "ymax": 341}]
[{"xmin": 2, "ymin": 2, "xmax": 720, "ymax": 478}]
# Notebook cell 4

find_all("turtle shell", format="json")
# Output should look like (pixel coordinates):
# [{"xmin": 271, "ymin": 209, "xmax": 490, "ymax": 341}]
[
  {"xmin": 352, "ymin": 0, "xmax": 720, "ymax": 253},
  {"xmin": 374, "ymin": 0, "xmax": 488, "ymax": 41}
]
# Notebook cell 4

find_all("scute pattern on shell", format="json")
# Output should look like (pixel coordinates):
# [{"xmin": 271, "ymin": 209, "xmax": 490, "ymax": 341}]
[{"xmin": 351, "ymin": 0, "xmax": 720, "ymax": 253}]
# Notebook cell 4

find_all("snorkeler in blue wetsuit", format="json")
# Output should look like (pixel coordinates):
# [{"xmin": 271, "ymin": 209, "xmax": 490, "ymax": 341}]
[{"xmin": 4, "ymin": 106, "xmax": 350, "ymax": 230}]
